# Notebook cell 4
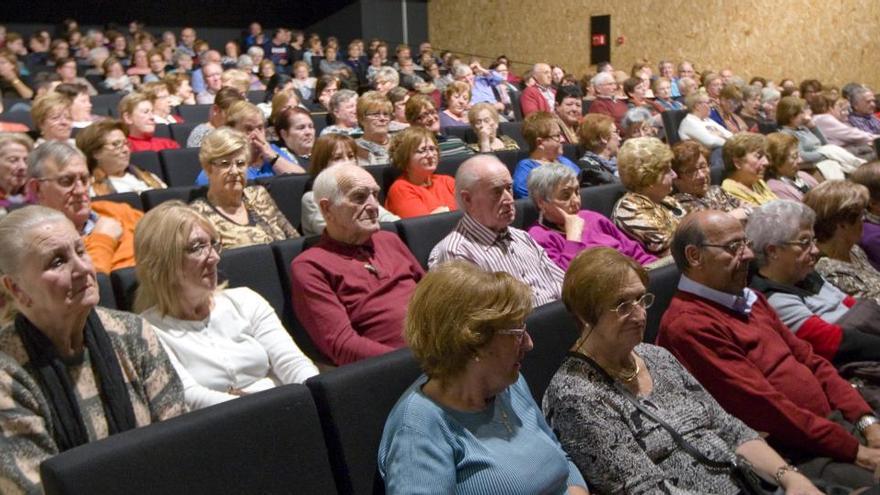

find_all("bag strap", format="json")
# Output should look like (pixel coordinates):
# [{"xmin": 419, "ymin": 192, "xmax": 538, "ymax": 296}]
[{"xmin": 568, "ymin": 351, "xmax": 731, "ymax": 471}]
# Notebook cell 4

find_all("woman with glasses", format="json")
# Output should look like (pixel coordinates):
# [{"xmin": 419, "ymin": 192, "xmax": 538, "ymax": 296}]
[
  {"xmin": 513, "ymin": 112, "xmax": 581, "ymax": 199},
  {"xmin": 612, "ymin": 137, "xmax": 685, "ymax": 257},
  {"xmin": 544, "ymin": 247, "xmax": 820, "ymax": 494},
  {"xmin": 764, "ymin": 132, "xmax": 819, "ymax": 202},
  {"xmin": 355, "ymin": 91, "xmax": 393, "ymax": 166},
  {"xmin": 75, "ymin": 120, "xmax": 166, "ymax": 196},
  {"xmin": 678, "ymin": 92, "xmax": 732, "ymax": 150},
  {"xmin": 384, "ymin": 126, "xmax": 456, "ymax": 218},
  {"xmin": 747, "ymin": 200, "xmax": 880, "ymax": 366},
  {"xmin": 135, "ymin": 201, "xmax": 317, "ymax": 411},
  {"xmin": 378, "ymin": 261, "xmax": 588, "ymax": 495},
  {"xmin": 190, "ymin": 127, "xmax": 299, "ymax": 249},
  {"xmin": 805, "ymin": 180, "xmax": 880, "ymax": 304},
  {"xmin": 671, "ymin": 141, "xmax": 750, "ymax": 219}
]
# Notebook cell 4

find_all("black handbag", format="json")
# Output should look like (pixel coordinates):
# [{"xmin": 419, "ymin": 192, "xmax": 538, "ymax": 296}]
[{"xmin": 571, "ymin": 352, "xmax": 774, "ymax": 495}]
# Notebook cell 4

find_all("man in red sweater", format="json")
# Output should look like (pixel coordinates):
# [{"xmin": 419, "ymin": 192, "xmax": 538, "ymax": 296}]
[
  {"xmin": 587, "ymin": 71, "xmax": 628, "ymax": 126},
  {"xmin": 658, "ymin": 210, "xmax": 880, "ymax": 490},
  {"xmin": 520, "ymin": 63, "xmax": 555, "ymax": 117}
]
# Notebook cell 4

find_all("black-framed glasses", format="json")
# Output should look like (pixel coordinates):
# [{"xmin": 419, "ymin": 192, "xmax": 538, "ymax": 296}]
[
  {"xmin": 783, "ymin": 237, "xmax": 816, "ymax": 249},
  {"xmin": 186, "ymin": 239, "xmax": 222, "ymax": 258},
  {"xmin": 38, "ymin": 173, "xmax": 91, "ymax": 189},
  {"xmin": 700, "ymin": 238, "xmax": 754, "ymax": 255},
  {"xmin": 611, "ymin": 293, "xmax": 655, "ymax": 318}
]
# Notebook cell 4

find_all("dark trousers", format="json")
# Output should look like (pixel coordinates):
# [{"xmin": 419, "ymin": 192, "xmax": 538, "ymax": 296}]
[{"xmin": 793, "ymin": 412, "xmax": 880, "ymax": 494}]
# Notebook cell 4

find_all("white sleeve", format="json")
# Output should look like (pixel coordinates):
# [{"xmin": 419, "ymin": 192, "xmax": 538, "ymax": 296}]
[
  {"xmin": 153, "ymin": 331, "xmax": 239, "ymax": 410},
  {"xmin": 679, "ymin": 115, "xmax": 727, "ymax": 148}
]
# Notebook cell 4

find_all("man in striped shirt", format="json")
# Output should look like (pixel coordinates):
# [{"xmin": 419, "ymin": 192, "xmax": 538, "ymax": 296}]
[{"xmin": 428, "ymin": 154, "xmax": 564, "ymax": 306}]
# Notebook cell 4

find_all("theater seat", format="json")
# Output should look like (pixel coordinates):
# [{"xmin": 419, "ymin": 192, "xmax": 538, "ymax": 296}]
[
  {"xmin": 710, "ymin": 164, "xmax": 725, "ymax": 186},
  {"xmin": 562, "ymin": 143, "xmax": 579, "ymax": 162},
  {"xmin": 152, "ymin": 124, "xmax": 171, "ymax": 139},
  {"xmin": 109, "ymin": 266, "xmax": 138, "ymax": 311},
  {"xmin": 498, "ymin": 121, "xmax": 526, "ymax": 149},
  {"xmin": 263, "ymin": 173, "xmax": 312, "ymax": 232},
  {"xmin": 494, "ymin": 149, "xmax": 529, "ymax": 175},
  {"xmin": 662, "ymin": 109, "xmax": 688, "ymax": 145},
  {"xmin": 175, "ymin": 104, "xmax": 212, "ymax": 123},
  {"xmin": 94, "ymin": 192, "xmax": 143, "ymax": 211},
  {"xmin": 246, "ymin": 90, "xmax": 266, "ymax": 104},
  {"xmin": 306, "ymin": 348, "xmax": 422, "ymax": 495},
  {"xmin": 509, "ymin": 91, "xmax": 524, "ymax": 121},
  {"xmin": 644, "ymin": 262, "xmax": 681, "ymax": 344},
  {"xmin": 519, "ymin": 301, "xmax": 580, "ymax": 404},
  {"xmin": 169, "ymin": 122, "xmax": 199, "ymax": 147},
  {"xmin": 0, "ymin": 111, "xmax": 34, "ymax": 130},
  {"xmin": 514, "ymin": 197, "xmax": 538, "ymax": 230},
  {"xmin": 40, "ymin": 384, "xmax": 337, "ymax": 495},
  {"xmin": 395, "ymin": 210, "xmax": 463, "ymax": 269},
  {"xmin": 444, "ymin": 126, "xmax": 468, "ymax": 142},
  {"xmin": 217, "ymin": 244, "xmax": 287, "ymax": 321},
  {"xmin": 140, "ymin": 185, "xmax": 206, "ymax": 211},
  {"xmin": 130, "ymin": 151, "xmax": 166, "ymax": 183},
  {"xmin": 90, "ymin": 94, "xmax": 123, "ymax": 115},
  {"xmin": 580, "ymin": 183, "xmax": 626, "ymax": 219},
  {"xmin": 159, "ymin": 148, "xmax": 203, "ymax": 187},
  {"xmin": 96, "ymin": 272, "xmax": 116, "ymax": 310},
  {"xmin": 436, "ymin": 153, "xmax": 469, "ymax": 177}
]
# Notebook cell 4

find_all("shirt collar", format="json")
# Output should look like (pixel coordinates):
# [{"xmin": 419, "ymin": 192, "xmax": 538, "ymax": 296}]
[
  {"xmin": 678, "ymin": 274, "xmax": 757, "ymax": 315},
  {"xmin": 458, "ymin": 213, "xmax": 512, "ymax": 250},
  {"xmin": 318, "ymin": 230, "xmax": 376, "ymax": 258},
  {"xmin": 81, "ymin": 210, "xmax": 99, "ymax": 235}
]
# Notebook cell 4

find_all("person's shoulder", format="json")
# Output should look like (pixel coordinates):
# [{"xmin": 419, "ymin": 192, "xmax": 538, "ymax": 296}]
[{"xmin": 385, "ymin": 376, "xmax": 448, "ymax": 432}]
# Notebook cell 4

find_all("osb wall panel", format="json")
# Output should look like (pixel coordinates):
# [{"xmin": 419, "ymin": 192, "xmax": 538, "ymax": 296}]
[{"xmin": 428, "ymin": 0, "xmax": 880, "ymax": 89}]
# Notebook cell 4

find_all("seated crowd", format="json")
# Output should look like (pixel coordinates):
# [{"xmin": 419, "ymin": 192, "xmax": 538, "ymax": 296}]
[{"xmin": 3, "ymin": 18, "xmax": 880, "ymax": 494}]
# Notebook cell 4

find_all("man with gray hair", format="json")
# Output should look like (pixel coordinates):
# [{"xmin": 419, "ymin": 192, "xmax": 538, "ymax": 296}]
[
  {"xmin": 848, "ymin": 86, "xmax": 880, "ymax": 135},
  {"xmin": 588, "ymin": 71, "xmax": 628, "ymax": 125},
  {"xmin": 453, "ymin": 61, "xmax": 504, "ymax": 111},
  {"xmin": 26, "ymin": 141, "xmax": 142, "ymax": 273},
  {"xmin": 291, "ymin": 164, "xmax": 423, "ymax": 365},
  {"xmin": 520, "ymin": 62, "xmax": 555, "ymax": 117},
  {"xmin": 428, "ymin": 154, "xmax": 563, "ymax": 306},
  {"xmin": 193, "ymin": 50, "xmax": 222, "ymax": 100}
]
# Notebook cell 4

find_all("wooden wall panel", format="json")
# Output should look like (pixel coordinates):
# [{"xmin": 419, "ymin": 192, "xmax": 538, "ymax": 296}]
[{"xmin": 428, "ymin": 0, "xmax": 880, "ymax": 89}]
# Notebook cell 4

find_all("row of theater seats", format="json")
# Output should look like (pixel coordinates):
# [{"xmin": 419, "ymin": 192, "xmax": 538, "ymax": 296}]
[{"xmin": 48, "ymin": 263, "xmax": 682, "ymax": 495}]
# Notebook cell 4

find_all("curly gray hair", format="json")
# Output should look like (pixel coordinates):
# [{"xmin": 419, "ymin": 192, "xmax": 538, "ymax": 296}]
[{"xmin": 745, "ymin": 199, "xmax": 816, "ymax": 268}]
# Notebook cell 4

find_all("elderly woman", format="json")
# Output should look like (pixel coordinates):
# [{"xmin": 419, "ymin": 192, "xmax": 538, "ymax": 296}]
[
  {"xmin": 190, "ymin": 127, "xmax": 299, "ymax": 248},
  {"xmin": 355, "ymin": 90, "xmax": 393, "ymax": 165},
  {"xmin": 142, "ymin": 81, "xmax": 183, "ymax": 125},
  {"xmin": 577, "ymin": 113, "xmax": 620, "ymax": 186},
  {"xmin": 513, "ymin": 112, "xmax": 581, "ymax": 199},
  {"xmin": 468, "ymin": 102, "xmax": 520, "ymax": 153},
  {"xmin": 0, "ymin": 205, "xmax": 185, "ymax": 493},
  {"xmin": 118, "ymin": 92, "xmax": 181, "ymax": 153},
  {"xmin": 385, "ymin": 126, "xmax": 456, "ymax": 218},
  {"xmin": 0, "ymin": 133, "xmax": 32, "ymax": 210},
  {"xmin": 760, "ymin": 87, "xmax": 781, "ymax": 124},
  {"xmin": 185, "ymin": 86, "xmax": 245, "ymax": 148},
  {"xmin": 852, "ymin": 162, "xmax": 880, "ymax": 270},
  {"xmin": 611, "ymin": 137, "xmax": 685, "ymax": 256},
  {"xmin": 54, "ymin": 82, "xmax": 101, "ymax": 128},
  {"xmin": 720, "ymin": 132, "xmax": 778, "ymax": 206},
  {"xmin": 439, "ymin": 80, "xmax": 471, "ymax": 130},
  {"xmin": 271, "ymin": 106, "xmax": 315, "ymax": 168},
  {"xmin": 310, "ymin": 74, "xmax": 339, "ymax": 113},
  {"xmin": 554, "ymin": 85, "xmax": 583, "ymax": 144},
  {"xmin": 652, "ymin": 77, "xmax": 684, "ymax": 111},
  {"xmin": 320, "ymin": 89, "xmax": 362, "ymax": 137},
  {"xmin": 527, "ymin": 163, "xmax": 657, "ymax": 269},
  {"xmin": 620, "ymin": 107, "xmax": 656, "ymax": 140},
  {"xmin": 31, "ymin": 91, "xmax": 74, "ymax": 147},
  {"xmin": 543, "ymin": 247, "xmax": 820, "ymax": 495},
  {"xmin": 300, "ymin": 134, "xmax": 398, "ymax": 235},
  {"xmin": 703, "ymin": 72, "xmax": 725, "ymax": 122},
  {"xmin": 100, "ymin": 57, "xmax": 134, "ymax": 94},
  {"xmin": 387, "ymin": 86, "xmax": 410, "ymax": 133},
  {"xmin": 811, "ymin": 94, "xmax": 877, "ymax": 160},
  {"xmin": 718, "ymin": 84, "xmax": 749, "ymax": 133},
  {"xmin": 678, "ymin": 92, "xmax": 732, "ymax": 150},
  {"xmin": 76, "ymin": 120, "xmax": 167, "ymax": 195},
  {"xmin": 623, "ymin": 77, "xmax": 661, "ymax": 114},
  {"xmin": 165, "ymin": 72, "xmax": 196, "ymax": 106},
  {"xmin": 373, "ymin": 66, "xmax": 400, "ymax": 95},
  {"xmin": 135, "ymin": 202, "xmax": 317, "ymax": 411},
  {"xmin": 378, "ymin": 261, "xmax": 589, "ymax": 495},
  {"xmin": 747, "ymin": 199, "xmax": 880, "ymax": 366},
  {"xmin": 765, "ymin": 132, "xmax": 819, "ymax": 201},
  {"xmin": 318, "ymin": 45, "xmax": 347, "ymax": 77},
  {"xmin": 291, "ymin": 61, "xmax": 316, "ymax": 101},
  {"xmin": 805, "ymin": 180, "xmax": 880, "ymax": 304},
  {"xmin": 671, "ymin": 140, "xmax": 749, "ymax": 220},
  {"xmin": 738, "ymin": 84, "xmax": 763, "ymax": 131}
]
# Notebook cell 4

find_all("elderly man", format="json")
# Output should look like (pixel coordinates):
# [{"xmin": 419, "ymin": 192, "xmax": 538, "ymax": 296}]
[
  {"xmin": 453, "ymin": 61, "xmax": 504, "ymax": 112},
  {"xmin": 26, "ymin": 142, "xmax": 141, "ymax": 274},
  {"xmin": 195, "ymin": 61, "xmax": 223, "ymax": 105},
  {"xmin": 177, "ymin": 27, "xmax": 197, "ymax": 58},
  {"xmin": 588, "ymin": 71, "xmax": 628, "ymax": 126},
  {"xmin": 192, "ymin": 50, "xmax": 222, "ymax": 96},
  {"xmin": 291, "ymin": 164, "xmax": 423, "ymax": 366},
  {"xmin": 658, "ymin": 59, "xmax": 680, "ymax": 98},
  {"xmin": 848, "ymin": 86, "xmax": 880, "ymax": 135},
  {"xmin": 429, "ymin": 155, "xmax": 563, "ymax": 306},
  {"xmin": 520, "ymin": 62, "xmax": 555, "ymax": 117},
  {"xmin": 658, "ymin": 210, "xmax": 880, "ymax": 491}
]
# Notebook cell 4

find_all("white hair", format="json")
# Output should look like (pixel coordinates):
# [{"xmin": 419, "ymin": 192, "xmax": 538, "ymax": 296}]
[{"xmin": 591, "ymin": 72, "xmax": 614, "ymax": 87}]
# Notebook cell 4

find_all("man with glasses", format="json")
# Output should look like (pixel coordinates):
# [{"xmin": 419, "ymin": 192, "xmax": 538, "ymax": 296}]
[
  {"xmin": 658, "ymin": 209, "xmax": 880, "ymax": 490},
  {"xmin": 26, "ymin": 142, "xmax": 142, "ymax": 273}
]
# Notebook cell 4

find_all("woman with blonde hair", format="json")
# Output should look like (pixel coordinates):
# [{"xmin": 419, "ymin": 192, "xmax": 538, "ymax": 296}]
[
  {"xmin": 355, "ymin": 91, "xmax": 393, "ymax": 165},
  {"xmin": 190, "ymin": 127, "xmax": 299, "ymax": 248},
  {"xmin": 385, "ymin": 126, "xmax": 456, "ymax": 218},
  {"xmin": 31, "ymin": 91, "xmax": 74, "ymax": 147},
  {"xmin": 136, "ymin": 201, "xmax": 316, "ymax": 411}
]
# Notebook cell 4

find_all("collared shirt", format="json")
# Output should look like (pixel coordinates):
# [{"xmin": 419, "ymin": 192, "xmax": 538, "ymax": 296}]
[
  {"xmin": 470, "ymin": 71, "xmax": 504, "ymax": 105},
  {"xmin": 428, "ymin": 213, "xmax": 564, "ymax": 306},
  {"xmin": 678, "ymin": 274, "xmax": 757, "ymax": 315},
  {"xmin": 537, "ymin": 84, "xmax": 556, "ymax": 110},
  {"xmin": 81, "ymin": 210, "xmax": 99, "ymax": 235},
  {"xmin": 849, "ymin": 112, "xmax": 880, "ymax": 135}
]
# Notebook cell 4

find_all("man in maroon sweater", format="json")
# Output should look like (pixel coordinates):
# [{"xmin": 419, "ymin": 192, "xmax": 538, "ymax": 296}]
[
  {"xmin": 587, "ymin": 72, "xmax": 628, "ymax": 126},
  {"xmin": 291, "ymin": 164, "xmax": 424, "ymax": 365},
  {"xmin": 658, "ymin": 210, "xmax": 880, "ymax": 489}
]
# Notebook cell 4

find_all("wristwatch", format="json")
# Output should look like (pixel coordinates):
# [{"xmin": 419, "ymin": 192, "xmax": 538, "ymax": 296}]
[
  {"xmin": 773, "ymin": 464, "xmax": 799, "ymax": 485},
  {"xmin": 857, "ymin": 414, "xmax": 880, "ymax": 433},
  {"xmin": 268, "ymin": 153, "xmax": 280, "ymax": 166}
]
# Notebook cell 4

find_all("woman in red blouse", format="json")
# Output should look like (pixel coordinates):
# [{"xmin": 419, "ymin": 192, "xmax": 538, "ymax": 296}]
[{"xmin": 384, "ymin": 126, "xmax": 457, "ymax": 218}]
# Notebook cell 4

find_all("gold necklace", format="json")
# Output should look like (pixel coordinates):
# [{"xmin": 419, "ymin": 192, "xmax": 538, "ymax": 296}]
[{"xmin": 583, "ymin": 350, "xmax": 641, "ymax": 383}]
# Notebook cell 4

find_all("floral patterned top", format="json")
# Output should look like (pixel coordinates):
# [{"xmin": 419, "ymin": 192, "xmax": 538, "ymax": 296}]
[
  {"xmin": 814, "ymin": 245, "xmax": 880, "ymax": 304},
  {"xmin": 674, "ymin": 185, "xmax": 749, "ymax": 216},
  {"xmin": 543, "ymin": 344, "xmax": 759, "ymax": 495},
  {"xmin": 612, "ymin": 192, "xmax": 685, "ymax": 255},
  {"xmin": 190, "ymin": 185, "xmax": 300, "ymax": 249}
]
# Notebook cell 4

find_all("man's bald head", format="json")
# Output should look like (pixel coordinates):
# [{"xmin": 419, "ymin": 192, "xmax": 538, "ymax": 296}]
[
  {"xmin": 672, "ymin": 210, "xmax": 754, "ymax": 294},
  {"xmin": 455, "ymin": 155, "xmax": 515, "ymax": 232}
]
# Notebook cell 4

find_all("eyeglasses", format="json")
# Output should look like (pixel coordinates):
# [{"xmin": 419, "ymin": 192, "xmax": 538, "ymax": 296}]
[
  {"xmin": 212, "ymin": 158, "xmax": 249, "ymax": 170},
  {"xmin": 496, "ymin": 324, "xmax": 528, "ymax": 343},
  {"xmin": 103, "ymin": 139, "xmax": 128, "ymax": 151},
  {"xmin": 783, "ymin": 237, "xmax": 816, "ymax": 249},
  {"xmin": 610, "ymin": 293, "xmax": 655, "ymax": 318},
  {"xmin": 416, "ymin": 109, "xmax": 438, "ymax": 122},
  {"xmin": 680, "ymin": 165, "xmax": 709, "ymax": 179},
  {"xmin": 186, "ymin": 239, "xmax": 222, "ymax": 258},
  {"xmin": 415, "ymin": 146, "xmax": 438, "ymax": 155},
  {"xmin": 38, "ymin": 173, "xmax": 91, "ymax": 189},
  {"xmin": 700, "ymin": 238, "xmax": 754, "ymax": 255},
  {"xmin": 365, "ymin": 111, "xmax": 391, "ymax": 120}
]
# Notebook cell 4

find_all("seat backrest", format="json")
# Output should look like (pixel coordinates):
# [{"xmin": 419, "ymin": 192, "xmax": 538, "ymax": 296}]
[
  {"xmin": 140, "ymin": 186, "xmax": 206, "ymax": 211},
  {"xmin": 312, "ymin": 113, "xmax": 329, "ymax": 136},
  {"xmin": 152, "ymin": 124, "xmax": 171, "ymax": 139},
  {"xmin": 644, "ymin": 262, "xmax": 682, "ymax": 344},
  {"xmin": 0, "ymin": 111, "xmax": 34, "ymax": 130},
  {"xmin": 216, "ymin": 244, "xmax": 286, "ymax": 320},
  {"xmin": 580, "ymin": 183, "xmax": 626, "ymax": 219},
  {"xmin": 710, "ymin": 164, "xmax": 725, "ymax": 186},
  {"xmin": 444, "ymin": 125, "xmax": 469, "ymax": 143},
  {"xmin": 306, "ymin": 348, "xmax": 422, "ymax": 495},
  {"xmin": 129, "ymin": 151, "xmax": 165, "ymax": 183},
  {"xmin": 263, "ymin": 173, "xmax": 312, "ymax": 232},
  {"xmin": 498, "ymin": 121, "xmax": 527, "ymax": 149},
  {"xmin": 758, "ymin": 121, "xmax": 779, "ymax": 135},
  {"xmin": 96, "ymin": 272, "xmax": 116, "ymax": 310},
  {"xmin": 109, "ymin": 266, "xmax": 138, "ymax": 311},
  {"xmin": 175, "ymin": 104, "xmax": 212, "ymax": 123},
  {"xmin": 93, "ymin": 192, "xmax": 143, "ymax": 211},
  {"xmin": 246, "ymin": 90, "xmax": 266, "ymax": 104},
  {"xmin": 40, "ymin": 384, "xmax": 337, "ymax": 495},
  {"xmin": 662, "ymin": 109, "xmax": 688, "ymax": 145},
  {"xmin": 520, "ymin": 301, "xmax": 581, "ymax": 404},
  {"xmin": 395, "ymin": 210, "xmax": 463, "ymax": 269},
  {"xmin": 436, "ymin": 153, "xmax": 469, "ymax": 177},
  {"xmin": 169, "ymin": 122, "xmax": 199, "ymax": 147},
  {"xmin": 362, "ymin": 165, "xmax": 391, "ymax": 203},
  {"xmin": 159, "ymin": 147, "xmax": 203, "ymax": 187},
  {"xmin": 90, "ymin": 93, "xmax": 123, "ymax": 115},
  {"xmin": 562, "ymin": 143, "xmax": 579, "ymax": 162},
  {"xmin": 513, "ymin": 197, "xmax": 538, "ymax": 230},
  {"xmin": 509, "ymin": 90, "xmax": 524, "ymax": 121},
  {"xmin": 874, "ymin": 137, "xmax": 880, "ymax": 157}
]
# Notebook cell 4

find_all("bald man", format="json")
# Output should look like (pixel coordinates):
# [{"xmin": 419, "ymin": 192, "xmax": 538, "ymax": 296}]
[{"xmin": 520, "ymin": 62, "xmax": 556, "ymax": 117}]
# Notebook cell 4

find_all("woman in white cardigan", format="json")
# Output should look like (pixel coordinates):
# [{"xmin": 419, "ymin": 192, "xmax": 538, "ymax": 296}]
[
  {"xmin": 134, "ymin": 201, "xmax": 318, "ymax": 410},
  {"xmin": 678, "ymin": 91, "xmax": 732, "ymax": 149}
]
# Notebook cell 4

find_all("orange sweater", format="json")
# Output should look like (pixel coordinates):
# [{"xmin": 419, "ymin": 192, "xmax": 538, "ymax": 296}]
[
  {"xmin": 84, "ymin": 200, "xmax": 143, "ymax": 274},
  {"xmin": 384, "ymin": 174, "xmax": 457, "ymax": 219}
]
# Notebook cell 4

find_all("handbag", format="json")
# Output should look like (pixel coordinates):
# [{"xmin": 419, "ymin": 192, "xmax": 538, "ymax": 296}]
[{"xmin": 571, "ymin": 351, "xmax": 773, "ymax": 495}]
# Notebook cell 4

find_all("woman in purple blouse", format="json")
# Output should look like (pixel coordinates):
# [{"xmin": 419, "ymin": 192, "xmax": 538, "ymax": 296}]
[{"xmin": 525, "ymin": 163, "xmax": 659, "ymax": 270}]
